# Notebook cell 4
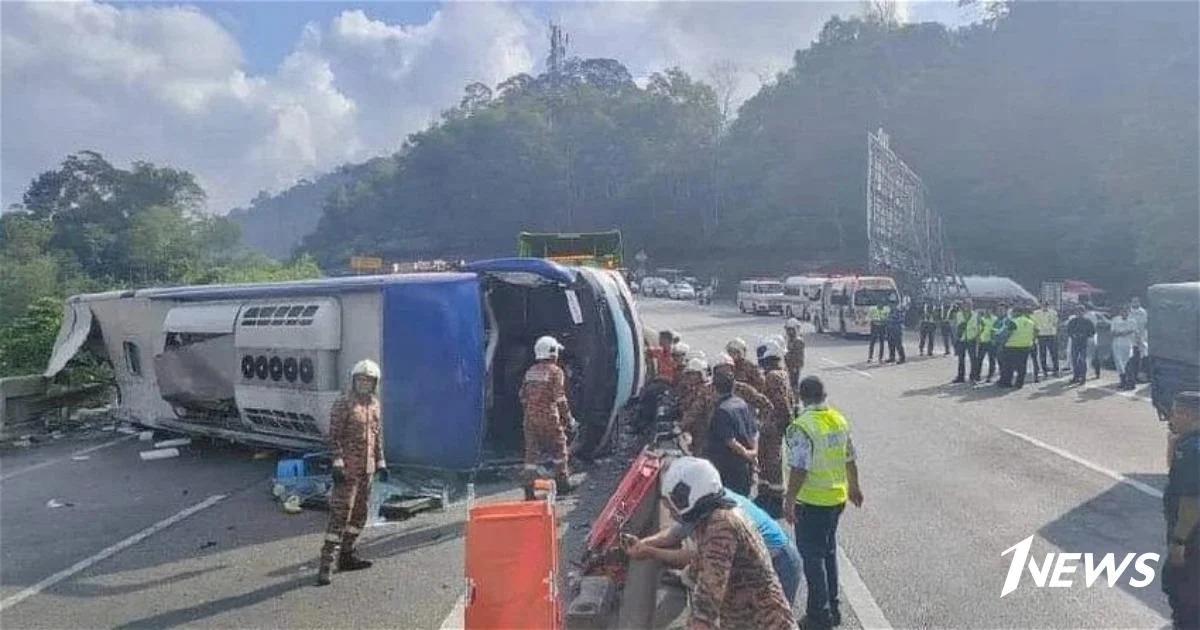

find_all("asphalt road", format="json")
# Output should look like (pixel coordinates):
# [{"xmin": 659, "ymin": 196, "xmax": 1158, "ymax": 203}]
[
  {"xmin": 0, "ymin": 297, "xmax": 1173, "ymax": 629},
  {"xmin": 637, "ymin": 297, "xmax": 1172, "ymax": 630}
]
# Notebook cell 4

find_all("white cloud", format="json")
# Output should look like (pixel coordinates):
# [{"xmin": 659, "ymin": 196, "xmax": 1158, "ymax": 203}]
[{"xmin": 1, "ymin": 0, "xmax": 967, "ymax": 215}]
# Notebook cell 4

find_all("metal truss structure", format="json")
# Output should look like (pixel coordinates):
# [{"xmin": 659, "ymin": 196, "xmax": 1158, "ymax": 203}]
[{"xmin": 866, "ymin": 128, "xmax": 959, "ymax": 300}]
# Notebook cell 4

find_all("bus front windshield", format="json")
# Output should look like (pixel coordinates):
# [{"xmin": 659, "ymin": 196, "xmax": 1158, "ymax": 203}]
[{"xmin": 853, "ymin": 289, "xmax": 898, "ymax": 307}]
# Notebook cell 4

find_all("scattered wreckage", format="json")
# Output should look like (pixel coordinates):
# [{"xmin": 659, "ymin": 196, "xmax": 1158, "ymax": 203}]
[{"xmin": 42, "ymin": 259, "xmax": 646, "ymax": 491}]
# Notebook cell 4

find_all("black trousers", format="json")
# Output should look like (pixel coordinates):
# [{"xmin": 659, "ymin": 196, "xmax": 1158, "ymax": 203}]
[
  {"xmin": 972, "ymin": 342, "xmax": 996, "ymax": 382},
  {"xmin": 955, "ymin": 340, "xmax": 975, "ymax": 381},
  {"xmin": 940, "ymin": 324, "xmax": 954, "ymax": 354},
  {"xmin": 887, "ymin": 328, "xmax": 906, "ymax": 362},
  {"xmin": 1037, "ymin": 336, "xmax": 1059, "ymax": 373},
  {"xmin": 1163, "ymin": 546, "xmax": 1200, "ymax": 630},
  {"xmin": 918, "ymin": 323, "xmax": 937, "ymax": 355},
  {"xmin": 1001, "ymin": 346, "xmax": 1033, "ymax": 387},
  {"xmin": 868, "ymin": 324, "xmax": 886, "ymax": 360},
  {"xmin": 795, "ymin": 503, "xmax": 845, "ymax": 627}
]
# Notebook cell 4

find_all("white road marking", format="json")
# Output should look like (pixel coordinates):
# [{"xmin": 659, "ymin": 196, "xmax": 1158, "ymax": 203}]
[
  {"xmin": 438, "ymin": 517, "xmax": 569, "ymax": 629},
  {"xmin": 1001, "ymin": 428, "xmax": 1163, "ymax": 499},
  {"xmin": 820, "ymin": 357, "xmax": 873, "ymax": 379},
  {"xmin": 0, "ymin": 435, "xmax": 134, "ymax": 483},
  {"xmin": 838, "ymin": 545, "xmax": 893, "ymax": 630},
  {"xmin": 1079, "ymin": 382, "xmax": 1151, "ymax": 402},
  {"xmin": 0, "ymin": 493, "xmax": 227, "ymax": 612}
]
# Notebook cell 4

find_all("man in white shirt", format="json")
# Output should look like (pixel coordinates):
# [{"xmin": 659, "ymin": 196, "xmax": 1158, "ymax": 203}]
[
  {"xmin": 1032, "ymin": 301, "xmax": 1060, "ymax": 376},
  {"xmin": 1129, "ymin": 297, "xmax": 1149, "ymax": 383}
]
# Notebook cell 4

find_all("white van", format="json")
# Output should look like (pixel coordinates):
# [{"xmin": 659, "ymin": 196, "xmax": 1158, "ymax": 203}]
[
  {"xmin": 781, "ymin": 276, "xmax": 826, "ymax": 320},
  {"xmin": 738, "ymin": 279, "xmax": 785, "ymax": 315}
]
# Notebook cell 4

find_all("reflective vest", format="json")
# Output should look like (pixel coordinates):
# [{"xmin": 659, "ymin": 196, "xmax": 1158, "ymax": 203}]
[
  {"xmin": 790, "ymin": 406, "xmax": 851, "ymax": 507},
  {"xmin": 1032, "ymin": 309, "xmax": 1058, "ymax": 336},
  {"xmin": 921, "ymin": 305, "xmax": 935, "ymax": 324},
  {"xmin": 869, "ymin": 306, "xmax": 889, "ymax": 323},
  {"xmin": 978, "ymin": 314, "xmax": 997, "ymax": 343},
  {"xmin": 961, "ymin": 313, "xmax": 982, "ymax": 342},
  {"xmin": 1005, "ymin": 315, "xmax": 1037, "ymax": 348}
]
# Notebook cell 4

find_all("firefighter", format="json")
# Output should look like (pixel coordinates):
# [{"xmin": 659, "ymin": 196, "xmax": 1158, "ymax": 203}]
[
  {"xmin": 680, "ymin": 357, "xmax": 718, "ymax": 457},
  {"xmin": 317, "ymin": 359, "xmax": 386, "ymax": 587},
  {"xmin": 784, "ymin": 318, "xmax": 806, "ymax": 391},
  {"xmin": 520, "ymin": 336, "xmax": 576, "ymax": 498},
  {"xmin": 727, "ymin": 337, "xmax": 767, "ymax": 392},
  {"xmin": 756, "ymin": 337, "xmax": 796, "ymax": 518}
]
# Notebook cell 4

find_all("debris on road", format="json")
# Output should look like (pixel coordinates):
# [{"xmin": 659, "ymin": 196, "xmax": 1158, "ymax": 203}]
[
  {"xmin": 139, "ymin": 447, "xmax": 180, "ymax": 461},
  {"xmin": 12, "ymin": 438, "xmax": 32, "ymax": 448},
  {"xmin": 138, "ymin": 430, "xmax": 154, "ymax": 442},
  {"xmin": 154, "ymin": 438, "xmax": 191, "ymax": 449},
  {"xmin": 71, "ymin": 455, "xmax": 90, "ymax": 461},
  {"xmin": 45, "ymin": 499, "xmax": 74, "ymax": 509}
]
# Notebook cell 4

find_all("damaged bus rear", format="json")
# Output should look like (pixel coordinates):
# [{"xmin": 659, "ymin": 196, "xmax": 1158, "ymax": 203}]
[{"xmin": 44, "ymin": 261, "xmax": 645, "ymax": 471}]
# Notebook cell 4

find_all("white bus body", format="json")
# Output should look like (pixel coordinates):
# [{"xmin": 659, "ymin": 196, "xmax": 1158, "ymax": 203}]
[
  {"xmin": 817, "ymin": 276, "xmax": 900, "ymax": 336},
  {"xmin": 781, "ymin": 276, "xmax": 826, "ymax": 320},
  {"xmin": 738, "ymin": 280, "xmax": 785, "ymax": 315}
]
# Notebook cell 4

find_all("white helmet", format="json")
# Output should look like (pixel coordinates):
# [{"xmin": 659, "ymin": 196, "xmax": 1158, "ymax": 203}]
[
  {"xmin": 671, "ymin": 342, "xmax": 690, "ymax": 357},
  {"xmin": 685, "ymin": 357, "xmax": 709, "ymax": 373},
  {"xmin": 534, "ymin": 335, "xmax": 563, "ymax": 360},
  {"xmin": 757, "ymin": 336, "xmax": 785, "ymax": 361},
  {"xmin": 785, "ymin": 318, "xmax": 801, "ymax": 330},
  {"xmin": 351, "ymin": 359, "xmax": 381, "ymax": 380},
  {"xmin": 725, "ymin": 338, "xmax": 747, "ymax": 355},
  {"xmin": 686, "ymin": 350, "xmax": 707, "ymax": 363},
  {"xmin": 661, "ymin": 457, "xmax": 723, "ymax": 518},
  {"xmin": 713, "ymin": 353, "xmax": 734, "ymax": 367}
]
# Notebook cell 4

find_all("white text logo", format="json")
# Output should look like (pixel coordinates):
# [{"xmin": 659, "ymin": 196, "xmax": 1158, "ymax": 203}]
[{"xmin": 1000, "ymin": 536, "xmax": 1159, "ymax": 597}]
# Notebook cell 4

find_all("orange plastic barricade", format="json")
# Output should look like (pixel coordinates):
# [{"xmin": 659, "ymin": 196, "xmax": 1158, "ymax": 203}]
[{"xmin": 464, "ymin": 485, "xmax": 562, "ymax": 630}]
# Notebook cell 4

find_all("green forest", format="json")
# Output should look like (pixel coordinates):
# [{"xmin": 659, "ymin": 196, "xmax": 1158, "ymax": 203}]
[
  {"xmin": 0, "ymin": 152, "xmax": 320, "ymax": 376},
  {"xmin": 2, "ymin": 1, "xmax": 1196, "ymax": 378}
]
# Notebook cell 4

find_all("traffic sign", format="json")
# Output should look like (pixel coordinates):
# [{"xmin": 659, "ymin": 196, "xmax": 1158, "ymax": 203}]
[{"xmin": 350, "ymin": 256, "xmax": 383, "ymax": 272}]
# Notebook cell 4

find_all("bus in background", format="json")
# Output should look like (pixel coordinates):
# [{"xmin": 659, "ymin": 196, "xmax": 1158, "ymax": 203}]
[
  {"xmin": 781, "ymin": 276, "xmax": 826, "ymax": 321},
  {"xmin": 517, "ymin": 230, "xmax": 623, "ymax": 269},
  {"xmin": 738, "ymin": 279, "xmax": 785, "ymax": 315},
  {"xmin": 817, "ymin": 275, "xmax": 900, "ymax": 336}
]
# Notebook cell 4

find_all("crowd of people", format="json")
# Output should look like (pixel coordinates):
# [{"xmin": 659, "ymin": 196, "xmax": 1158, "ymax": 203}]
[
  {"xmin": 626, "ymin": 319, "xmax": 863, "ymax": 630},
  {"xmin": 865, "ymin": 297, "xmax": 1150, "ymax": 392}
]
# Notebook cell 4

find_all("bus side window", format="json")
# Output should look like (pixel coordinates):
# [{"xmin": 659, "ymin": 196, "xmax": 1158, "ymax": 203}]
[{"xmin": 830, "ymin": 290, "xmax": 849, "ymax": 306}]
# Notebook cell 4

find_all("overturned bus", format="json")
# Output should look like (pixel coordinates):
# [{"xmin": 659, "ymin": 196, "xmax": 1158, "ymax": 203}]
[{"xmin": 43, "ymin": 258, "xmax": 645, "ymax": 470}]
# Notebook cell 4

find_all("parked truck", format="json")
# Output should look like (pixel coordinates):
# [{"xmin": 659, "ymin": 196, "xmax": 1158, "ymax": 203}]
[{"xmin": 1148, "ymin": 282, "xmax": 1200, "ymax": 421}]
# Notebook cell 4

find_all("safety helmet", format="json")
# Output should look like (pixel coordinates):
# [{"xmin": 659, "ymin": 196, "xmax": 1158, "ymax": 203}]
[
  {"xmin": 671, "ymin": 342, "xmax": 690, "ymax": 357},
  {"xmin": 534, "ymin": 335, "xmax": 563, "ymax": 360},
  {"xmin": 351, "ymin": 359, "xmax": 381, "ymax": 380},
  {"xmin": 685, "ymin": 357, "xmax": 709, "ymax": 373},
  {"xmin": 757, "ymin": 337, "xmax": 785, "ymax": 361},
  {"xmin": 725, "ymin": 338, "xmax": 747, "ymax": 355},
  {"xmin": 785, "ymin": 318, "xmax": 801, "ymax": 330},
  {"xmin": 661, "ymin": 457, "xmax": 724, "ymax": 518},
  {"xmin": 713, "ymin": 353, "xmax": 734, "ymax": 368},
  {"xmin": 686, "ymin": 349, "xmax": 707, "ymax": 362}
]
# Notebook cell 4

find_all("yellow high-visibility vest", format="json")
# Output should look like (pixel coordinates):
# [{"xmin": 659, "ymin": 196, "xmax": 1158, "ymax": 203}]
[
  {"xmin": 790, "ymin": 406, "xmax": 851, "ymax": 507},
  {"xmin": 978, "ymin": 314, "xmax": 997, "ymax": 343},
  {"xmin": 1005, "ymin": 315, "xmax": 1037, "ymax": 348}
]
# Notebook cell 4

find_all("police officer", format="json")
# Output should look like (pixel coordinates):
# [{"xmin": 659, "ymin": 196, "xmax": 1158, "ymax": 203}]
[
  {"xmin": 1164, "ymin": 391, "xmax": 1200, "ymax": 630},
  {"xmin": 867, "ymin": 303, "xmax": 889, "ymax": 363},
  {"xmin": 918, "ymin": 302, "xmax": 936, "ymax": 356},
  {"xmin": 939, "ymin": 301, "xmax": 956, "ymax": 356},
  {"xmin": 1001, "ymin": 307, "xmax": 1037, "ymax": 388},
  {"xmin": 756, "ymin": 337, "xmax": 795, "ymax": 518},
  {"xmin": 952, "ymin": 301, "xmax": 979, "ymax": 384},
  {"xmin": 971, "ymin": 306, "xmax": 999, "ymax": 384},
  {"xmin": 784, "ymin": 318, "xmax": 806, "ymax": 391},
  {"xmin": 317, "ymin": 359, "xmax": 386, "ymax": 586},
  {"xmin": 785, "ymin": 377, "xmax": 863, "ymax": 630},
  {"xmin": 520, "ymin": 336, "xmax": 576, "ymax": 498},
  {"xmin": 885, "ymin": 298, "xmax": 907, "ymax": 364}
]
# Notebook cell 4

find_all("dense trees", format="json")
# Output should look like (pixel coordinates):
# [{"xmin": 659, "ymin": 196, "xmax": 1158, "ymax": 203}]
[
  {"xmin": 0, "ymin": 152, "xmax": 321, "ymax": 377},
  {"xmin": 259, "ymin": 1, "xmax": 1196, "ymax": 293}
]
